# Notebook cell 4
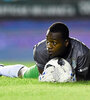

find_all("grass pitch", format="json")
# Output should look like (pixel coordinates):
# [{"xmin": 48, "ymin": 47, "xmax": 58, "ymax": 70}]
[{"xmin": 0, "ymin": 62, "xmax": 90, "ymax": 100}]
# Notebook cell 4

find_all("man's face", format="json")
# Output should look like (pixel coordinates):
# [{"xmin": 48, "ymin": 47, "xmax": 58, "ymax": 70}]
[{"xmin": 46, "ymin": 31, "xmax": 68, "ymax": 58}]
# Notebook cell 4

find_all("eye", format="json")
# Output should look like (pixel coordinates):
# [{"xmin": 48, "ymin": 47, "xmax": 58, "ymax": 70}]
[
  {"xmin": 46, "ymin": 41, "xmax": 49, "ymax": 45},
  {"xmin": 53, "ymin": 41, "xmax": 57, "ymax": 45},
  {"xmin": 46, "ymin": 41, "xmax": 57, "ymax": 46}
]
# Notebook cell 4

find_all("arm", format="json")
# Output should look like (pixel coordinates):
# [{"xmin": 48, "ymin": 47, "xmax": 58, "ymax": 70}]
[
  {"xmin": 36, "ymin": 63, "xmax": 44, "ymax": 74},
  {"xmin": 33, "ymin": 43, "xmax": 47, "ymax": 74},
  {"xmin": 76, "ymin": 50, "xmax": 90, "ymax": 80}
]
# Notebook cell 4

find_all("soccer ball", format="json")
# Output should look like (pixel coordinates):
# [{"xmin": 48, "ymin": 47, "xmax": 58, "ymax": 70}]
[{"xmin": 39, "ymin": 58, "xmax": 76, "ymax": 82}]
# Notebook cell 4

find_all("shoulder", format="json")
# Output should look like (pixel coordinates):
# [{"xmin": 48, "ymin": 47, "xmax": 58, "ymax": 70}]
[
  {"xmin": 70, "ymin": 37, "xmax": 89, "ymax": 55},
  {"xmin": 33, "ymin": 39, "xmax": 46, "ymax": 53},
  {"xmin": 33, "ymin": 39, "xmax": 49, "ymax": 64}
]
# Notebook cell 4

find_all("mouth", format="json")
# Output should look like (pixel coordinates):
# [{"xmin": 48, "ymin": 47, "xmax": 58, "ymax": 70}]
[
  {"xmin": 48, "ymin": 50, "xmax": 53, "ymax": 55},
  {"xmin": 48, "ymin": 51, "xmax": 53, "ymax": 55}
]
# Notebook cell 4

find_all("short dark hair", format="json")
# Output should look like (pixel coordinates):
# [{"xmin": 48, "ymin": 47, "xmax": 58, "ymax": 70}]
[{"xmin": 48, "ymin": 22, "xmax": 69, "ymax": 40}]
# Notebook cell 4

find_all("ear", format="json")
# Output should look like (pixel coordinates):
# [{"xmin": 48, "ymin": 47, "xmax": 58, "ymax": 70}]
[{"xmin": 65, "ymin": 39, "xmax": 69, "ymax": 47}]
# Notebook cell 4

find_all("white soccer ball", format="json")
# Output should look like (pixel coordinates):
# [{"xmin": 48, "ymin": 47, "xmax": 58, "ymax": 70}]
[{"xmin": 39, "ymin": 58, "xmax": 76, "ymax": 82}]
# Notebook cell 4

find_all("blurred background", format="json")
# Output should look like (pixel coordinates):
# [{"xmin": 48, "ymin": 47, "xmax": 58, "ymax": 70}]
[{"xmin": 0, "ymin": 0, "xmax": 90, "ymax": 62}]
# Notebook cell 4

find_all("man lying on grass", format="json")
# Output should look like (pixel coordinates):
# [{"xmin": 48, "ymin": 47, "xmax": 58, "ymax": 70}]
[{"xmin": 0, "ymin": 22, "xmax": 90, "ymax": 82}]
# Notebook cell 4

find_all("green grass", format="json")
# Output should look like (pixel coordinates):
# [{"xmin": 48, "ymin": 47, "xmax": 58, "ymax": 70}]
[
  {"xmin": 0, "ymin": 61, "xmax": 35, "ymax": 67},
  {"xmin": 0, "ymin": 62, "xmax": 90, "ymax": 100}
]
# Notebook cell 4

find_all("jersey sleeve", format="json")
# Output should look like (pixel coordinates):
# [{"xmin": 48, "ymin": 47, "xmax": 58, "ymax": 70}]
[
  {"xmin": 76, "ymin": 50, "xmax": 90, "ymax": 80},
  {"xmin": 33, "ymin": 44, "xmax": 45, "ymax": 72}
]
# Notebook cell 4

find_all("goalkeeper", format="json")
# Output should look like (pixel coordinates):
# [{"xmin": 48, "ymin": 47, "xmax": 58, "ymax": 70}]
[{"xmin": 0, "ymin": 22, "xmax": 90, "ymax": 81}]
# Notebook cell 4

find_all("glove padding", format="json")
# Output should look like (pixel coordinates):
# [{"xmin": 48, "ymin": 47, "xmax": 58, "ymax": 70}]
[{"xmin": 39, "ymin": 58, "xmax": 76, "ymax": 82}]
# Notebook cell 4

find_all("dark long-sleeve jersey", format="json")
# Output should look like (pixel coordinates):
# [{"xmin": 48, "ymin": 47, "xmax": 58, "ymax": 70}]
[{"xmin": 33, "ymin": 38, "xmax": 90, "ymax": 80}]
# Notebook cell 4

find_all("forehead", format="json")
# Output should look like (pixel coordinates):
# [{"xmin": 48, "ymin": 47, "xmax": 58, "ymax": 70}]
[{"xmin": 46, "ymin": 31, "xmax": 62, "ymax": 40}]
